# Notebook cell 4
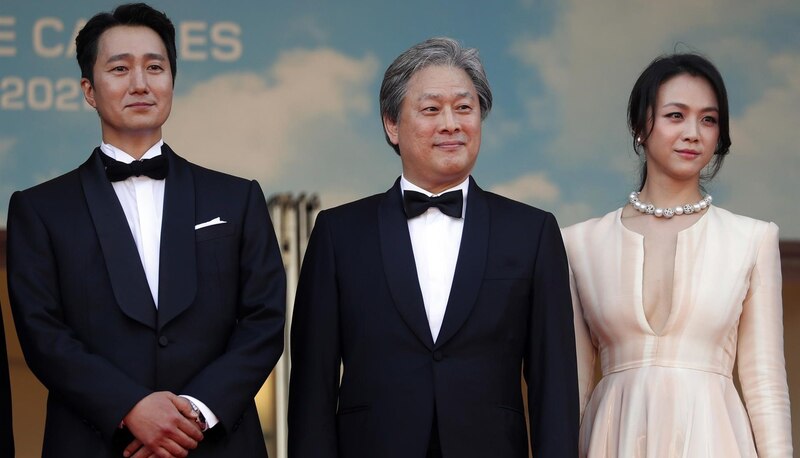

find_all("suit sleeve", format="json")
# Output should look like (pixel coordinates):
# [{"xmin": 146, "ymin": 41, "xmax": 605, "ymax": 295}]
[
  {"xmin": 736, "ymin": 222, "xmax": 793, "ymax": 457},
  {"xmin": 6, "ymin": 191, "xmax": 151, "ymax": 443},
  {"xmin": 525, "ymin": 212, "xmax": 580, "ymax": 457},
  {"xmin": 0, "ymin": 302, "xmax": 14, "ymax": 458},
  {"xmin": 179, "ymin": 180, "xmax": 286, "ymax": 432},
  {"xmin": 288, "ymin": 211, "xmax": 341, "ymax": 458}
]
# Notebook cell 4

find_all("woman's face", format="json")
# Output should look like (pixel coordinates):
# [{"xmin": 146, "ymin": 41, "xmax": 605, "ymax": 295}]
[{"xmin": 642, "ymin": 73, "xmax": 720, "ymax": 186}]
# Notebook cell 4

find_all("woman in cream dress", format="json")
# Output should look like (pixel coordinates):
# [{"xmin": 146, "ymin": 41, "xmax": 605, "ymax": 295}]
[{"xmin": 563, "ymin": 54, "xmax": 792, "ymax": 457}]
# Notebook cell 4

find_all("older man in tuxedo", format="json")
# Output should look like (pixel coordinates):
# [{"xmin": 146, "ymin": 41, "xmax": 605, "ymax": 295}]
[
  {"xmin": 6, "ymin": 4, "xmax": 285, "ymax": 457},
  {"xmin": 288, "ymin": 37, "xmax": 579, "ymax": 458}
]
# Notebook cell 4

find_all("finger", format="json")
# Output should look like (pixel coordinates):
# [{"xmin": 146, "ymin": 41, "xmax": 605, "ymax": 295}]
[
  {"xmin": 138, "ymin": 445, "xmax": 180, "ymax": 458},
  {"xmin": 171, "ymin": 396, "xmax": 204, "ymax": 433},
  {"xmin": 160, "ymin": 439, "xmax": 190, "ymax": 458},
  {"xmin": 174, "ymin": 397, "xmax": 196, "ymax": 419},
  {"xmin": 175, "ymin": 414, "xmax": 205, "ymax": 442},
  {"xmin": 123, "ymin": 438, "xmax": 143, "ymax": 457},
  {"xmin": 130, "ymin": 445, "xmax": 156, "ymax": 458},
  {"xmin": 169, "ymin": 422, "xmax": 201, "ymax": 450}
]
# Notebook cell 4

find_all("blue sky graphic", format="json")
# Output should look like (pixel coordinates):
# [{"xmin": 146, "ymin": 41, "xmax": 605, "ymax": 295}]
[{"xmin": 1, "ymin": 0, "xmax": 798, "ymax": 236}]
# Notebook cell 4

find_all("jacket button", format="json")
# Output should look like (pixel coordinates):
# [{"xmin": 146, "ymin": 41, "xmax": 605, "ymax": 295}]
[
  {"xmin": 158, "ymin": 335, "xmax": 169, "ymax": 347},
  {"xmin": 432, "ymin": 351, "xmax": 443, "ymax": 361}
]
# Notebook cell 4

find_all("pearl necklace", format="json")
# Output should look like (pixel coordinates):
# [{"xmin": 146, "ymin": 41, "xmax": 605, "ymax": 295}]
[{"xmin": 628, "ymin": 192, "xmax": 712, "ymax": 218}]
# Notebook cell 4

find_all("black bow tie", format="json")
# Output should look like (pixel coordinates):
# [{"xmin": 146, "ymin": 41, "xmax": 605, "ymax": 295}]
[
  {"xmin": 100, "ymin": 153, "xmax": 168, "ymax": 182},
  {"xmin": 403, "ymin": 190, "xmax": 463, "ymax": 219}
]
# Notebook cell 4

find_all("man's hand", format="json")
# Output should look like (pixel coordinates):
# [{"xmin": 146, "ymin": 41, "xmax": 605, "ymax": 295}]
[{"xmin": 122, "ymin": 392, "xmax": 204, "ymax": 458}]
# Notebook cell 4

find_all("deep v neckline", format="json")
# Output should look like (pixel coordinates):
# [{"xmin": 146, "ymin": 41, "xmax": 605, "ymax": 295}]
[{"xmin": 617, "ymin": 206, "xmax": 712, "ymax": 336}]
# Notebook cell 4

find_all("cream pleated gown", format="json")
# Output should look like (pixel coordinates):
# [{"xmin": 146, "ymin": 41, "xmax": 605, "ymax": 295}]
[{"xmin": 563, "ymin": 206, "xmax": 792, "ymax": 457}]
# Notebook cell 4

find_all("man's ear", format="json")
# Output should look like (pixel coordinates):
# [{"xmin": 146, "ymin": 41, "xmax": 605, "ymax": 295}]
[
  {"xmin": 80, "ymin": 78, "xmax": 97, "ymax": 109},
  {"xmin": 383, "ymin": 115, "xmax": 400, "ymax": 146}
]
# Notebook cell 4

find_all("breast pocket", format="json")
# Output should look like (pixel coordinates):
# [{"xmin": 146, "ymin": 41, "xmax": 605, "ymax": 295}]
[
  {"xmin": 195, "ymin": 222, "xmax": 237, "ymax": 242},
  {"xmin": 195, "ymin": 222, "xmax": 239, "ymax": 313},
  {"xmin": 483, "ymin": 248, "xmax": 533, "ymax": 280}
]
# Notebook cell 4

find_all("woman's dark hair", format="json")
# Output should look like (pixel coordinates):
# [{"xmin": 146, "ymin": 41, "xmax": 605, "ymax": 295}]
[
  {"xmin": 76, "ymin": 3, "xmax": 177, "ymax": 86},
  {"xmin": 628, "ymin": 53, "xmax": 730, "ymax": 190}
]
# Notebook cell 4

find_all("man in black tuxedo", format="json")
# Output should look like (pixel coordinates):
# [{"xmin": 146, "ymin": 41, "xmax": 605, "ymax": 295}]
[
  {"xmin": 288, "ymin": 37, "xmax": 578, "ymax": 457},
  {"xmin": 0, "ymin": 304, "xmax": 13, "ymax": 457},
  {"xmin": 6, "ymin": 4, "xmax": 285, "ymax": 457}
]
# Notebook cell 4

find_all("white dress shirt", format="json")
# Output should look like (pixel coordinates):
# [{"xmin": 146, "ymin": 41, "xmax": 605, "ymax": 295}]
[
  {"xmin": 101, "ymin": 141, "xmax": 165, "ymax": 307},
  {"xmin": 400, "ymin": 175, "xmax": 468, "ymax": 343},
  {"xmin": 100, "ymin": 141, "xmax": 219, "ymax": 429}
]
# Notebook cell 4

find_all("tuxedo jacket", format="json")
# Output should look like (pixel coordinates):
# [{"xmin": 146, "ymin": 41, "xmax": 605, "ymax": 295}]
[
  {"xmin": 6, "ymin": 145, "xmax": 286, "ymax": 457},
  {"xmin": 288, "ymin": 178, "xmax": 579, "ymax": 458},
  {"xmin": 0, "ymin": 303, "xmax": 13, "ymax": 457}
]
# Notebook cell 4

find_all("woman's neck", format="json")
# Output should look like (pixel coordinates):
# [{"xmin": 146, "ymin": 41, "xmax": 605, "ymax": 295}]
[{"xmin": 638, "ymin": 177, "xmax": 704, "ymax": 209}]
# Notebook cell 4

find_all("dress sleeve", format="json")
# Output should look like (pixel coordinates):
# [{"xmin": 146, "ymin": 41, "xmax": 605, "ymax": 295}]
[
  {"xmin": 736, "ymin": 222, "xmax": 793, "ymax": 457},
  {"xmin": 568, "ymin": 256, "xmax": 598, "ymax": 421}
]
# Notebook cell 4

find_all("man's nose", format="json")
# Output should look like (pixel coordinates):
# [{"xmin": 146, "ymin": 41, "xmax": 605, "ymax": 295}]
[
  {"xmin": 440, "ymin": 108, "xmax": 459, "ymax": 132},
  {"xmin": 129, "ymin": 68, "xmax": 148, "ymax": 93}
]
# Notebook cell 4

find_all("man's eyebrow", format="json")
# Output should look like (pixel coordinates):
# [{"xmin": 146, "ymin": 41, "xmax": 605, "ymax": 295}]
[
  {"xmin": 417, "ymin": 91, "xmax": 475, "ymax": 101},
  {"xmin": 105, "ymin": 52, "xmax": 166, "ymax": 63}
]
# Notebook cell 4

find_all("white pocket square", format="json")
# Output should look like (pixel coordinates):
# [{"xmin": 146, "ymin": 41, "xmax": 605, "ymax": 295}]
[{"xmin": 195, "ymin": 217, "xmax": 227, "ymax": 230}]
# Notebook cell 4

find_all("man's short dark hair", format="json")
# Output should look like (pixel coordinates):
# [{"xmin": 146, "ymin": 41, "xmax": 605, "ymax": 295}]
[{"xmin": 76, "ymin": 3, "xmax": 177, "ymax": 86}]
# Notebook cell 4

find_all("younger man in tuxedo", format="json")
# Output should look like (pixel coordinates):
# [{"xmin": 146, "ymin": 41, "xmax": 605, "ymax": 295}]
[
  {"xmin": 6, "ymin": 3, "xmax": 285, "ymax": 457},
  {"xmin": 288, "ymin": 37, "xmax": 579, "ymax": 457}
]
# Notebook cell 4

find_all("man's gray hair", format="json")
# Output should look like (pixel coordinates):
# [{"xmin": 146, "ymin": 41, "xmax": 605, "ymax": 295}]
[{"xmin": 379, "ymin": 37, "xmax": 493, "ymax": 155}]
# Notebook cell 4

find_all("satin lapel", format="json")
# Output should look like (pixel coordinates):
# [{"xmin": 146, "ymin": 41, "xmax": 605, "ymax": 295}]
[
  {"xmin": 156, "ymin": 144, "xmax": 197, "ymax": 330},
  {"xmin": 80, "ymin": 149, "xmax": 157, "ymax": 329},
  {"xmin": 435, "ymin": 177, "xmax": 489, "ymax": 348},
  {"xmin": 379, "ymin": 179, "xmax": 434, "ymax": 350}
]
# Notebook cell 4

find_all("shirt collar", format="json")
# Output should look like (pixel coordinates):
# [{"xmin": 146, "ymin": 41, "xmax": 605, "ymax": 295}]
[
  {"xmin": 400, "ymin": 175, "xmax": 470, "ymax": 198},
  {"xmin": 100, "ymin": 139, "xmax": 164, "ymax": 164},
  {"xmin": 400, "ymin": 175, "xmax": 470, "ymax": 218}
]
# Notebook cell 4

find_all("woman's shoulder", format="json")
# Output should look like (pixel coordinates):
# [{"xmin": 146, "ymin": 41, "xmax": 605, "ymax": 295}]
[
  {"xmin": 709, "ymin": 206, "xmax": 778, "ymax": 236},
  {"xmin": 562, "ymin": 208, "xmax": 622, "ymax": 237},
  {"xmin": 560, "ymin": 208, "xmax": 625, "ymax": 255}
]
